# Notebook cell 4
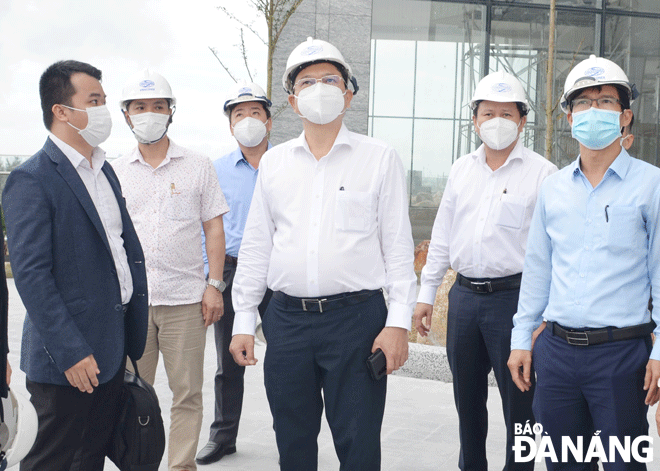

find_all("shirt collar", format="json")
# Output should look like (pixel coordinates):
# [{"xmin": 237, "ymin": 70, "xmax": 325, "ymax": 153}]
[
  {"xmin": 572, "ymin": 147, "xmax": 631, "ymax": 180},
  {"xmin": 127, "ymin": 138, "xmax": 183, "ymax": 166},
  {"xmin": 471, "ymin": 139, "xmax": 524, "ymax": 168},
  {"xmin": 49, "ymin": 133, "xmax": 106, "ymax": 174},
  {"xmin": 231, "ymin": 141, "xmax": 273, "ymax": 167},
  {"xmin": 294, "ymin": 123, "xmax": 353, "ymax": 157}
]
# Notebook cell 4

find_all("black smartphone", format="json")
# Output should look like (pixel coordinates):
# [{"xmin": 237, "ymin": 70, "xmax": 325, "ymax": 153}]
[{"xmin": 366, "ymin": 348, "xmax": 387, "ymax": 381}]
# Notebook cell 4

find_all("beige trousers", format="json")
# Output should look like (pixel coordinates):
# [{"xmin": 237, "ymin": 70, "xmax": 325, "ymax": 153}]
[{"xmin": 136, "ymin": 303, "xmax": 207, "ymax": 471}]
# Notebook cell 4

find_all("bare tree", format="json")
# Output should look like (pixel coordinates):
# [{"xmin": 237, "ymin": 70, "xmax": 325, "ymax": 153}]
[{"xmin": 212, "ymin": 0, "xmax": 304, "ymax": 101}]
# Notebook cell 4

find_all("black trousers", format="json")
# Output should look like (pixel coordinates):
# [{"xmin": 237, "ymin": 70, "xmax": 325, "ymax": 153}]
[
  {"xmin": 263, "ymin": 290, "xmax": 388, "ymax": 471},
  {"xmin": 21, "ymin": 358, "xmax": 125, "ymax": 471},
  {"xmin": 446, "ymin": 282, "xmax": 535, "ymax": 471},
  {"xmin": 208, "ymin": 262, "xmax": 272, "ymax": 445}
]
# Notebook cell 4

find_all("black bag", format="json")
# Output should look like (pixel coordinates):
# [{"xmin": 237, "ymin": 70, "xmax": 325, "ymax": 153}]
[{"xmin": 107, "ymin": 358, "xmax": 165, "ymax": 471}]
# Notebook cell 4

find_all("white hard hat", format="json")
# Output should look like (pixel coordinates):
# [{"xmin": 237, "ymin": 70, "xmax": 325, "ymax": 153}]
[
  {"xmin": 470, "ymin": 70, "xmax": 528, "ymax": 113},
  {"xmin": 282, "ymin": 37, "xmax": 359, "ymax": 94},
  {"xmin": 1, "ymin": 389, "xmax": 38, "ymax": 467},
  {"xmin": 120, "ymin": 69, "xmax": 176, "ymax": 111},
  {"xmin": 560, "ymin": 54, "xmax": 638, "ymax": 113},
  {"xmin": 223, "ymin": 81, "xmax": 272, "ymax": 117}
]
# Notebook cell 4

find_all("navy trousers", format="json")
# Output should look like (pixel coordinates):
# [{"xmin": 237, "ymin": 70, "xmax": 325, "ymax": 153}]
[
  {"xmin": 208, "ymin": 262, "xmax": 272, "ymax": 446},
  {"xmin": 262, "ymin": 291, "xmax": 388, "ymax": 471},
  {"xmin": 532, "ymin": 327, "xmax": 651, "ymax": 471},
  {"xmin": 22, "ymin": 357, "xmax": 125, "ymax": 471},
  {"xmin": 446, "ymin": 282, "xmax": 535, "ymax": 471}
]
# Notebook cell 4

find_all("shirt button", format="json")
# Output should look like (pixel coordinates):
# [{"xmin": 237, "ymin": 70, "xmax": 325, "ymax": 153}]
[
  {"xmin": 580, "ymin": 274, "xmax": 585, "ymax": 278},
  {"xmin": 575, "ymin": 301, "xmax": 580, "ymax": 305},
  {"xmin": 584, "ymin": 246, "xmax": 589, "ymax": 250},
  {"xmin": 587, "ymin": 219, "xmax": 592, "ymax": 223}
]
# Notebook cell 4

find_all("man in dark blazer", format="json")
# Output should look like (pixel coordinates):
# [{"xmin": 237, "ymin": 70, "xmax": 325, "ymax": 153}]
[{"xmin": 2, "ymin": 60, "xmax": 148, "ymax": 470}]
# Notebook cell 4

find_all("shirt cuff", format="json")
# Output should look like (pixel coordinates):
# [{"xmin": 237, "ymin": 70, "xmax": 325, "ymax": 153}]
[
  {"xmin": 650, "ymin": 343, "xmax": 660, "ymax": 362},
  {"xmin": 231, "ymin": 310, "xmax": 259, "ymax": 337},
  {"xmin": 417, "ymin": 285, "xmax": 439, "ymax": 306},
  {"xmin": 510, "ymin": 328, "xmax": 532, "ymax": 351},
  {"xmin": 385, "ymin": 302, "xmax": 412, "ymax": 331}
]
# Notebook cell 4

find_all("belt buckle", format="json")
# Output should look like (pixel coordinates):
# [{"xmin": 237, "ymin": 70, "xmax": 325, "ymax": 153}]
[
  {"xmin": 565, "ymin": 331, "xmax": 589, "ymax": 346},
  {"xmin": 301, "ymin": 298, "xmax": 327, "ymax": 313},
  {"xmin": 471, "ymin": 281, "xmax": 492, "ymax": 293}
]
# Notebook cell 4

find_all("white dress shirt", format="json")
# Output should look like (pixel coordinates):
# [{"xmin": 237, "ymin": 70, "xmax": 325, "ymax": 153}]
[
  {"xmin": 49, "ymin": 134, "xmax": 133, "ymax": 304},
  {"xmin": 112, "ymin": 140, "xmax": 228, "ymax": 306},
  {"xmin": 418, "ymin": 140, "xmax": 557, "ymax": 305},
  {"xmin": 232, "ymin": 124, "xmax": 417, "ymax": 336}
]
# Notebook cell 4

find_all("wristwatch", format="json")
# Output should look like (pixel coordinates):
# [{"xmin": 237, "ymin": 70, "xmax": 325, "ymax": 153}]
[{"xmin": 207, "ymin": 278, "xmax": 226, "ymax": 293}]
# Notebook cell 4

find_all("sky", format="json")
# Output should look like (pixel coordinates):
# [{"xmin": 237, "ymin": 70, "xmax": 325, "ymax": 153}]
[{"xmin": 0, "ymin": 0, "xmax": 268, "ymax": 159}]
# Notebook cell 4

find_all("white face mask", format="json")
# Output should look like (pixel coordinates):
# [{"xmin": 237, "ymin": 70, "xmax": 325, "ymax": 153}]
[
  {"xmin": 476, "ymin": 117, "xmax": 520, "ymax": 151},
  {"xmin": 232, "ymin": 117, "xmax": 267, "ymax": 148},
  {"xmin": 64, "ymin": 104, "xmax": 112, "ymax": 147},
  {"xmin": 129, "ymin": 112, "xmax": 170, "ymax": 144},
  {"xmin": 295, "ymin": 83, "xmax": 346, "ymax": 125}
]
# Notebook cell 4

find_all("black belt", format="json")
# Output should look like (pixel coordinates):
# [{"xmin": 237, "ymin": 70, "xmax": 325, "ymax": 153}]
[
  {"xmin": 457, "ymin": 273, "xmax": 522, "ymax": 294},
  {"xmin": 548, "ymin": 321, "xmax": 655, "ymax": 346},
  {"xmin": 225, "ymin": 254, "xmax": 238, "ymax": 266},
  {"xmin": 273, "ymin": 289, "xmax": 382, "ymax": 313}
]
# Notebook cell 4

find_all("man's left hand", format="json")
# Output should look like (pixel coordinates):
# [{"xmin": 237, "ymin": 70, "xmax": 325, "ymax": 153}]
[
  {"xmin": 202, "ymin": 286, "xmax": 224, "ymax": 327},
  {"xmin": 372, "ymin": 327, "xmax": 409, "ymax": 375},
  {"xmin": 644, "ymin": 359, "xmax": 660, "ymax": 405}
]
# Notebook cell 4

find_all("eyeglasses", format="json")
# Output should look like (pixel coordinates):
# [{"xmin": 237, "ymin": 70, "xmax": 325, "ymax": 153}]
[
  {"xmin": 294, "ymin": 75, "xmax": 344, "ymax": 91},
  {"xmin": 571, "ymin": 97, "xmax": 621, "ymax": 112}
]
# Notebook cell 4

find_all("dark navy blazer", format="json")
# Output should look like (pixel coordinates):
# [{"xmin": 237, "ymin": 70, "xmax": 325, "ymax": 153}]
[{"xmin": 2, "ymin": 138, "xmax": 148, "ymax": 385}]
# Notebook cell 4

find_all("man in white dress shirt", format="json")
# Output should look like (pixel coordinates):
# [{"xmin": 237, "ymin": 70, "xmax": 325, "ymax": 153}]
[
  {"xmin": 229, "ymin": 37, "xmax": 417, "ymax": 471},
  {"xmin": 413, "ymin": 71, "xmax": 557, "ymax": 471},
  {"xmin": 112, "ymin": 69, "xmax": 229, "ymax": 471}
]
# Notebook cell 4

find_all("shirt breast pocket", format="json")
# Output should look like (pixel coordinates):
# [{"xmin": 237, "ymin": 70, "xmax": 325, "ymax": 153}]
[
  {"xmin": 165, "ymin": 188, "xmax": 197, "ymax": 221},
  {"xmin": 335, "ymin": 191, "xmax": 376, "ymax": 233},
  {"xmin": 607, "ymin": 206, "xmax": 641, "ymax": 249},
  {"xmin": 494, "ymin": 194, "xmax": 526, "ymax": 230}
]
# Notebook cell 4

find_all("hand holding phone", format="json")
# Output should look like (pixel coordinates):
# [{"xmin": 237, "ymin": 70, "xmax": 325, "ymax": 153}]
[{"xmin": 366, "ymin": 348, "xmax": 387, "ymax": 381}]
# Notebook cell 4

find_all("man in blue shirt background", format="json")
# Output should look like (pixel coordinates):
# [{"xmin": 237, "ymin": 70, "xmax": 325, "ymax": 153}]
[
  {"xmin": 196, "ymin": 82, "xmax": 274, "ymax": 465},
  {"xmin": 508, "ymin": 55, "xmax": 660, "ymax": 470}
]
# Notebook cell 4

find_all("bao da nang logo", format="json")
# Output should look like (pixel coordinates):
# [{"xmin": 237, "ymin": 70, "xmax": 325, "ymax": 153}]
[{"xmin": 513, "ymin": 422, "xmax": 653, "ymax": 463}]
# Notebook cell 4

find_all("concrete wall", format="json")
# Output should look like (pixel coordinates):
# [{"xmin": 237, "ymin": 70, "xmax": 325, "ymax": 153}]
[{"xmin": 269, "ymin": 0, "xmax": 373, "ymax": 145}]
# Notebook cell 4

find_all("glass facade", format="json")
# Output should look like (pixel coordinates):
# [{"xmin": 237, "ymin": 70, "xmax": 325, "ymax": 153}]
[{"xmin": 370, "ymin": 0, "xmax": 660, "ymax": 243}]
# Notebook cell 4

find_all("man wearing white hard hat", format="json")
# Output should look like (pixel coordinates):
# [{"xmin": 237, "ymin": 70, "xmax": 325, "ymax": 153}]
[
  {"xmin": 414, "ymin": 70, "xmax": 556, "ymax": 470},
  {"xmin": 229, "ymin": 37, "xmax": 416, "ymax": 470},
  {"xmin": 113, "ymin": 69, "xmax": 229, "ymax": 471},
  {"xmin": 509, "ymin": 55, "xmax": 660, "ymax": 469},
  {"xmin": 196, "ymin": 81, "xmax": 274, "ymax": 465}
]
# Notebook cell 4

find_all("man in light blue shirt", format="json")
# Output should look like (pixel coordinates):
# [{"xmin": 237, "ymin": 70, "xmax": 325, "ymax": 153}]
[
  {"xmin": 196, "ymin": 82, "xmax": 274, "ymax": 465},
  {"xmin": 508, "ymin": 55, "xmax": 660, "ymax": 470}
]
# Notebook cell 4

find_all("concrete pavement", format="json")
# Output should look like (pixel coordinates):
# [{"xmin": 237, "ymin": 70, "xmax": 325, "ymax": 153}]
[{"xmin": 5, "ymin": 279, "xmax": 660, "ymax": 470}]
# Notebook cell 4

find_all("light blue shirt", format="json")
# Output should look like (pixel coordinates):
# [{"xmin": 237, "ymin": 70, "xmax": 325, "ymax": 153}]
[
  {"xmin": 511, "ymin": 148, "xmax": 660, "ymax": 360},
  {"xmin": 203, "ymin": 144, "xmax": 271, "ymax": 274}
]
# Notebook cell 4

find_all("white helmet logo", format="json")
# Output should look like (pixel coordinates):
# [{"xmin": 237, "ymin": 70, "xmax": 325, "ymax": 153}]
[
  {"xmin": 302, "ymin": 45, "xmax": 323, "ymax": 56},
  {"xmin": 238, "ymin": 87, "xmax": 252, "ymax": 94},
  {"xmin": 492, "ymin": 83, "xmax": 512, "ymax": 94},
  {"xmin": 139, "ymin": 79, "xmax": 156, "ymax": 91},
  {"xmin": 585, "ymin": 67, "xmax": 605, "ymax": 77}
]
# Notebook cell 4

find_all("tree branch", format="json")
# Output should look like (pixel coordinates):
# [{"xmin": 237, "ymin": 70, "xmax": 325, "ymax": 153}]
[{"xmin": 208, "ymin": 47, "xmax": 238, "ymax": 83}]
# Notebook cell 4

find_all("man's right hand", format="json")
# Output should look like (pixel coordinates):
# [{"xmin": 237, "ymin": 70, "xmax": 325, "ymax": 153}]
[
  {"xmin": 507, "ymin": 349, "xmax": 533, "ymax": 392},
  {"xmin": 413, "ymin": 302, "xmax": 434, "ymax": 337},
  {"xmin": 229, "ymin": 334, "xmax": 258, "ymax": 366},
  {"xmin": 64, "ymin": 354, "xmax": 100, "ymax": 393}
]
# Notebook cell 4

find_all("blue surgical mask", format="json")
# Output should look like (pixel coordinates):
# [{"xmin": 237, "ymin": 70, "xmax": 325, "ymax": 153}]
[{"xmin": 571, "ymin": 107, "xmax": 622, "ymax": 150}]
